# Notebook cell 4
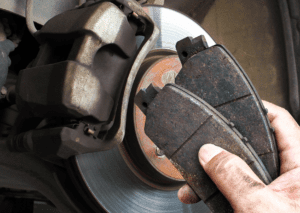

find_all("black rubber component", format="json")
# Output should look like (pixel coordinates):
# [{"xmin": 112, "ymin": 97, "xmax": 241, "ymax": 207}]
[
  {"xmin": 144, "ymin": 84, "xmax": 272, "ymax": 213},
  {"xmin": 175, "ymin": 37, "xmax": 279, "ymax": 180}
]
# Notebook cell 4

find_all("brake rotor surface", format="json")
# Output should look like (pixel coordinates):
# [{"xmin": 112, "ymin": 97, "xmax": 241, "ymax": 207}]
[{"xmin": 73, "ymin": 6, "xmax": 215, "ymax": 213}]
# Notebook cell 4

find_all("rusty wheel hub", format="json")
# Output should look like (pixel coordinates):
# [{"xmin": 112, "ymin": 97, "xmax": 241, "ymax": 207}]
[
  {"xmin": 122, "ymin": 50, "xmax": 185, "ymax": 189},
  {"xmin": 134, "ymin": 55, "xmax": 184, "ymax": 181}
]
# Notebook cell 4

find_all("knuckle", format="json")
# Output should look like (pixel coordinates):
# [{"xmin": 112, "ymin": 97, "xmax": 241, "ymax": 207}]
[{"xmin": 216, "ymin": 154, "xmax": 240, "ymax": 173}]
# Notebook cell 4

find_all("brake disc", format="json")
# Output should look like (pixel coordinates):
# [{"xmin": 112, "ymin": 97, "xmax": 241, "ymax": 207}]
[{"xmin": 70, "ymin": 6, "xmax": 215, "ymax": 213}]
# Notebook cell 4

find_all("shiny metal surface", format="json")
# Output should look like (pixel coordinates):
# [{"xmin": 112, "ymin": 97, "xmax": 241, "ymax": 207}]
[
  {"xmin": 0, "ymin": 0, "xmax": 77, "ymax": 25},
  {"xmin": 76, "ymin": 146, "xmax": 210, "ymax": 213},
  {"xmin": 74, "ymin": 6, "xmax": 212, "ymax": 213},
  {"xmin": 144, "ymin": 6, "xmax": 215, "ymax": 50}
]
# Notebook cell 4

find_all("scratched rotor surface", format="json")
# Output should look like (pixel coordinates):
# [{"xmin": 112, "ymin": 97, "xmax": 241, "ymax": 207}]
[{"xmin": 73, "ymin": 6, "xmax": 215, "ymax": 213}]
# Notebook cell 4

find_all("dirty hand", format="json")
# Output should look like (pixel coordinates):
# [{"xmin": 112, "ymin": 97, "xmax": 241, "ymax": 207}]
[{"xmin": 177, "ymin": 101, "xmax": 300, "ymax": 212}]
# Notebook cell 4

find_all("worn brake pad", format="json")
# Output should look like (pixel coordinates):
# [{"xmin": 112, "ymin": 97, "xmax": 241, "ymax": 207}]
[
  {"xmin": 175, "ymin": 36, "xmax": 279, "ymax": 179},
  {"xmin": 143, "ymin": 84, "xmax": 272, "ymax": 213}
]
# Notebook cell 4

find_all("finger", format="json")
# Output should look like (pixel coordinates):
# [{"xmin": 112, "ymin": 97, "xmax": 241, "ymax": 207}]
[
  {"xmin": 269, "ymin": 167, "xmax": 300, "ymax": 201},
  {"xmin": 199, "ymin": 144, "xmax": 273, "ymax": 209},
  {"xmin": 177, "ymin": 184, "xmax": 201, "ymax": 204},
  {"xmin": 262, "ymin": 101, "xmax": 300, "ymax": 174}
]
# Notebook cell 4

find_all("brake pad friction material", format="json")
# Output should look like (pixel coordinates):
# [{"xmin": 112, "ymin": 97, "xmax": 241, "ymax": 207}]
[
  {"xmin": 175, "ymin": 44, "xmax": 279, "ymax": 179},
  {"xmin": 145, "ymin": 84, "xmax": 271, "ymax": 213}
]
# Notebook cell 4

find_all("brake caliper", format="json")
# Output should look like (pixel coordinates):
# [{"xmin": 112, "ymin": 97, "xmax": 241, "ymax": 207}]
[{"xmin": 8, "ymin": 0, "xmax": 159, "ymax": 159}]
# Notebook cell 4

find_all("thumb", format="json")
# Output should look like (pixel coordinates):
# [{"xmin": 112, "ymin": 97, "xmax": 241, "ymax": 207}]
[{"xmin": 199, "ymin": 144, "xmax": 270, "ymax": 209}]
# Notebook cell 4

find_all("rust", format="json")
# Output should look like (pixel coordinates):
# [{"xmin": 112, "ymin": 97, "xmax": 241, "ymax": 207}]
[{"xmin": 134, "ymin": 55, "xmax": 184, "ymax": 180}]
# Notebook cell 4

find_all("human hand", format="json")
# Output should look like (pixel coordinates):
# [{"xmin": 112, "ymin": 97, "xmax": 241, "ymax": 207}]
[{"xmin": 177, "ymin": 101, "xmax": 300, "ymax": 212}]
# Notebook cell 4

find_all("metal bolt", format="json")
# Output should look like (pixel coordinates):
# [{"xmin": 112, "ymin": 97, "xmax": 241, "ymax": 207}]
[
  {"xmin": 155, "ymin": 147, "xmax": 165, "ymax": 157},
  {"xmin": 132, "ymin": 12, "xmax": 139, "ymax": 18},
  {"xmin": 86, "ymin": 128, "xmax": 95, "ymax": 135}
]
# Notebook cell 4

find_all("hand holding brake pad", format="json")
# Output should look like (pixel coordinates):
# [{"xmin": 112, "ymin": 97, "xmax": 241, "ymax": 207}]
[
  {"xmin": 175, "ymin": 36, "xmax": 278, "ymax": 180},
  {"xmin": 136, "ymin": 84, "xmax": 272, "ymax": 213}
]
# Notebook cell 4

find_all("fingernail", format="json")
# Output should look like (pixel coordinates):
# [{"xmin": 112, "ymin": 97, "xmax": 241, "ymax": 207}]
[{"xmin": 199, "ymin": 144, "xmax": 223, "ymax": 165}]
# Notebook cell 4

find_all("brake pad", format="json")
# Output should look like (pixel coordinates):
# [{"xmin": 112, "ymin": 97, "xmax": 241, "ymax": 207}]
[
  {"xmin": 142, "ymin": 84, "xmax": 272, "ymax": 213},
  {"xmin": 175, "ymin": 36, "xmax": 279, "ymax": 179}
]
